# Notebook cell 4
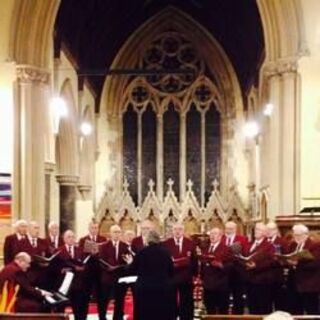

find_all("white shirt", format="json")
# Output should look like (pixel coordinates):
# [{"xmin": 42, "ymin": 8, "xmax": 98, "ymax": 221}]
[
  {"xmin": 250, "ymin": 239, "xmax": 263, "ymax": 253},
  {"xmin": 66, "ymin": 244, "xmax": 74, "ymax": 258},
  {"xmin": 28, "ymin": 236, "xmax": 37, "ymax": 248},
  {"xmin": 113, "ymin": 241, "xmax": 119, "ymax": 260},
  {"xmin": 226, "ymin": 234, "xmax": 235, "ymax": 246},
  {"xmin": 209, "ymin": 241, "xmax": 219, "ymax": 253},
  {"xmin": 50, "ymin": 235, "xmax": 58, "ymax": 248},
  {"xmin": 174, "ymin": 237, "xmax": 183, "ymax": 253}
]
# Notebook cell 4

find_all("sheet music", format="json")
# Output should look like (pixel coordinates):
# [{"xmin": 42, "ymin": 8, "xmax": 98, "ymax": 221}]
[
  {"xmin": 59, "ymin": 271, "xmax": 74, "ymax": 295},
  {"xmin": 45, "ymin": 296, "xmax": 56, "ymax": 304},
  {"xmin": 118, "ymin": 275, "xmax": 138, "ymax": 284}
]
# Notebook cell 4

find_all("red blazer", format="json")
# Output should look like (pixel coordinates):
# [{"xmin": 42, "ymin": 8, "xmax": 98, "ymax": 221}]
[
  {"xmin": 99, "ymin": 240, "xmax": 129, "ymax": 284},
  {"xmin": 0, "ymin": 261, "xmax": 43, "ymax": 312},
  {"xmin": 18, "ymin": 237, "xmax": 49, "ymax": 286},
  {"xmin": 200, "ymin": 241, "xmax": 233, "ymax": 291},
  {"xmin": 56, "ymin": 245, "xmax": 86, "ymax": 292},
  {"xmin": 3, "ymin": 234, "xmax": 26, "ymax": 265},
  {"xmin": 287, "ymin": 238, "xmax": 320, "ymax": 293},
  {"xmin": 79, "ymin": 234, "xmax": 106, "ymax": 248},
  {"xmin": 163, "ymin": 237, "xmax": 197, "ymax": 284},
  {"xmin": 131, "ymin": 236, "xmax": 146, "ymax": 253},
  {"xmin": 242, "ymin": 237, "xmax": 275, "ymax": 284},
  {"xmin": 222, "ymin": 234, "xmax": 248, "ymax": 255},
  {"xmin": 45, "ymin": 236, "xmax": 64, "ymax": 254}
]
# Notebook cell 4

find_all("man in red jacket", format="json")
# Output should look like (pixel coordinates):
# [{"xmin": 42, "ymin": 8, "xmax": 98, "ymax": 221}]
[
  {"xmin": 242, "ymin": 222, "xmax": 274, "ymax": 314},
  {"xmin": 45, "ymin": 221, "xmax": 63, "ymax": 253},
  {"xmin": 266, "ymin": 221, "xmax": 288, "ymax": 311},
  {"xmin": 223, "ymin": 221, "xmax": 248, "ymax": 314},
  {"xmin": 3, "ymin": 219, "xmax": 28, "ymax": 265},
  {"xmin": 98, "ymin": 224, "xmax": 129, "ymax": 320},
  {"xmin": 163, "ymin": 223, "xmax": 197, "ymax": 320},
  {"xmin": 0, "ymin": 252, "xmax": 51, "ymax": 312},
  {"xmin": 79, "ymin": 221, "xmax": 107, "ymax": 320},
  {"xmin": 131, "ymin": 219, "xmax": 153, "ymax": 253},
  {"xmin": 18, "ymin": 221, "xmax": 49, "ymax": 287},
  {"xmin": 57, "ymin": 230, "xmax": 87, "ymax": 320},
  {"xmin": 286, "ymin": 224, "xmax": 320, "ymax": 314},
  {"xmin": 200, "ymin": 227, "xmax": 233, "ymax": 314}
]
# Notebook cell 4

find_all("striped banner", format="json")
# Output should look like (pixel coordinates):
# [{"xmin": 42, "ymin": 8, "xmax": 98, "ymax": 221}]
[{"xmin": 0, "ymin": 173, "xmax": 11, "ymax": 218}]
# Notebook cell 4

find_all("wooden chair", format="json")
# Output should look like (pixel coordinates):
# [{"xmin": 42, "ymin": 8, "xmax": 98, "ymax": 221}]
[{"xmin": 0, "ymin": 313, "xmax": 69, "ymax": 320}]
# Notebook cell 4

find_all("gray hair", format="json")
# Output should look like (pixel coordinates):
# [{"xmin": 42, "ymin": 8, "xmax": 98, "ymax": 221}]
[
  {"xmin": 263, "ymin": 311, "xmax": 293, "ymax": 320},
  {"xmin": 292, "ymin": 224, "xmax": 309, "ymax": 235},
  {"xmin": 147, "ymin": 230, "xmax": 161, "ymax": 244}
]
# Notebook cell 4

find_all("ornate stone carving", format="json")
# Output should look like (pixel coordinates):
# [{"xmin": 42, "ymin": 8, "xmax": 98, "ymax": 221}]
[
  {"xmin": 56, "ymin": 174, "xmax": 79, "ymax": 185},
  {"xmin": 78, "ymin": 184, "xmax": 92, "ymax": 200},
  {"xmin": 16, "ymin": 64, "xmax": 50, "ymax": 84}
]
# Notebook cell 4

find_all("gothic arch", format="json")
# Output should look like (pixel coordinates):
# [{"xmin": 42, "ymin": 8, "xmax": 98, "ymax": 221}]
[
  {"xmin": 257, "ymin": 0, "xmax": 307, "ymax": 62},
  {"xmin": 56, "ymin": 79, "xmax": 78, "ymax": 176},
  {"xmin": 10, "ymin": 0, "xmax": 59, "ymax": 67}
]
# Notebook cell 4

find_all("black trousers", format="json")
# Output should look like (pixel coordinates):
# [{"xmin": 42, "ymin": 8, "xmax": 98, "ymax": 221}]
[
  {"xmin": 174, "ymin": 282, "xmax": 194, "ymax": 320},
  {"xmin": 229, "ymin": 280, "xmax": 245, "ymax": 314},
  {"xmin": 203, "ymin": 289, "xmax": 229, "ymax": 314},
  {"xmin": 288, "ymin": 290, "xmax": 319, "ymax": 315},
  {"xmin": 247, "ymin": 283, "xmax": 272, "ymax": 315},
  {"xmin": 113, "ymin": 282, "xmax": 135, "ymax": 320},
  {"xmin": 98, "ymin": 284, "xmax": 114, "ymax": 320}
]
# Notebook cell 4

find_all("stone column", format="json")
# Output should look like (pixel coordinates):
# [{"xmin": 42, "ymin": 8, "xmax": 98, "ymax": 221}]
[
  {"xmin": 180, "ymin": 113, "xmax": 186, "ymax": 200},
  {"xmin": 264, "ymin": 59, "xmax": 300, "ymax": 216},
  {"xmin": 56, "ymin": 174, "xmax": 79, "ymax": 233},
  {"xmin": 278, "ymin": 60, "xmax": 300, "ymax": 214},
  {"xmin": 156, "ymin": 113, "xmax": 163, "ymax": 201},
  {"xmin": 14, "ymin": 65, "xmax": 50, "ymax": 232},
  {"xmin": 44, "ymin": 162, "xmax": 56, "ymax": 229}
]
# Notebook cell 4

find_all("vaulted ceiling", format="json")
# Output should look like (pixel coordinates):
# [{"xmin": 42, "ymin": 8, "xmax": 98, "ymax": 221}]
[{"xmin": 55, "ymin": 0, "xmax": 264, "ymax": 106}]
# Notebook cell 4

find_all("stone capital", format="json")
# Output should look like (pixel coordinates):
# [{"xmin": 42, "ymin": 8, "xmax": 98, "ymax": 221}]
[
  {"xmin": 264, "ymin": 58, "xmax": 298, "ymax": 77},
  {"xmin": 45, "ymin": 162, "xmax": 56, "ymax": 173},
  {"xmin": 78, "ymin": 184, "xmax": 92, "ymax": 200},
  {"xmin": 56, "ymin": 174, "xmax": 79, "ymax": 185},
  {"xmin": 16, "ymin": 64, "xmax": 50, "ymax": 85}
]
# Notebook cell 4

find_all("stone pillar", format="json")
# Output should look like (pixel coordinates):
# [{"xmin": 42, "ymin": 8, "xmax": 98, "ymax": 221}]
[
  {"xmin": 264, "ymin": 59, "xmax": 300, "ymax": 216},
  {"xmin": 56, "ymin": 174, "xmax": 79, "ymax": 233},
  {"xmin": 44, "ymin": 162, "xmax": 56, "ymax": 229},
  {"xmin": 278, "ymin": 60, "xmax": 300, "ymax": 214},
  {"xmin": 156, "ymin": 113, "xmax": 163, "ymax": 201},
  {"xmin": 180, "ymin": 113, "xmax": 186, "ymax": 200},
  {"xmin": 14, "ymin": 65, "xmax": 50, "ymax": 232}
]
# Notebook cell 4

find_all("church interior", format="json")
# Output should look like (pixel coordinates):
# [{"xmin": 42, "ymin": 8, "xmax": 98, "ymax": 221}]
[{"xmin": 1, "ymin": 0, "xmax": 320, "ymax": 318}]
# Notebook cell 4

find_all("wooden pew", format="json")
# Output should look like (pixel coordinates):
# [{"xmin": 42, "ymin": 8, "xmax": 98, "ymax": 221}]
[{"xmin": 0, "ymin": 313, "xmax": 69, "ymax": 320}]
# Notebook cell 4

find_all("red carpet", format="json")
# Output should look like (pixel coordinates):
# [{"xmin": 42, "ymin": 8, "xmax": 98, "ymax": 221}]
[{"xmin": 65, "ymin": 291, "xmax": 134, "ymax": 319}]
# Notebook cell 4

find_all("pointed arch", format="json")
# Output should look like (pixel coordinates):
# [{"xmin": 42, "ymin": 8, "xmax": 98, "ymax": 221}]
[{"xmin": 56, "ymin": 79, "xmax": 78, "ymax": 176}]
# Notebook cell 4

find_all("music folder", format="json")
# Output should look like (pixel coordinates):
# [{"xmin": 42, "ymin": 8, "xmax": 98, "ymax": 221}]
[{"xmin": 45, "ymin": 271, "xmax": 74, "ymax": 306}]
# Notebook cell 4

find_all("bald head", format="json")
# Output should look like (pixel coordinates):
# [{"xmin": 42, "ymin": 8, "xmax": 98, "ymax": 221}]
[
  {"xmin": 29, "ymin": 221, "xmax": 40, "ymax": 238},
  {"xmin": 63, "ymin": 230, "xmax": 76, "ymax": 246},
  {"xmin": 14, "ymin": 219, "xmax": 28, "ymax": 236},
  {"xmin": 48, "ymin": 221, "xmax": 59, "ymax": 237},
  {"xmin": 209, "ymin": 227, "xmax": 223, "ymax": 244},
  {"xmin": 172, "ymin": 223, "xmax": 184, "ymax": 239},
  {"xmin": 140, "ymin": 220, "xmax": 154, "ymax": 237},
  {"xmin": 89, "ymin": 221, "xmax": 99, "ymax": 236},
  {"xmin": 254, "ymin": 223, "xmax": 267, "ymax": 240},
  {"xmin": 110, "ymin": 225, "xmax": 122, "ymax": 241},
  {"xmin": 124, "ymin": 230, "xmax": 135, "ymax": 244},
  {"xmin": 225, "ymin": 221, "xmax": 237, "ymax": 236},
  {"xmin": 266, "ymin": 221, "xmax": 278, "ymax": 238},
  {"xmin": 14, "ymin": 252, "xmax": 31, "ymax": 272}
]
